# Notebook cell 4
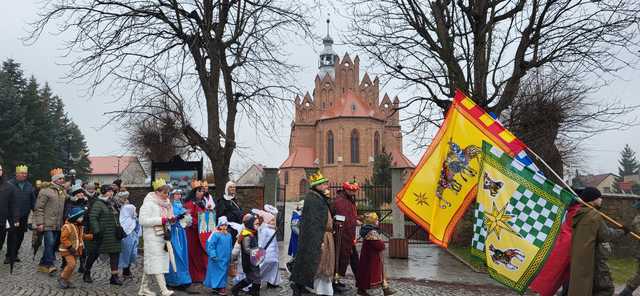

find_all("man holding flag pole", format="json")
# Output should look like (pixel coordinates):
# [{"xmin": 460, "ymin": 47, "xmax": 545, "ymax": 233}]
[{"xmin": 396, "ymin": 89, "xmax": 640, "ymax": 295}]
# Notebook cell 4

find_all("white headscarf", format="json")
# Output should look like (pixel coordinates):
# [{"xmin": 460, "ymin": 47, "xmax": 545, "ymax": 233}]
[{"xmin": 224, "ymin": 181, "xmax": 236, "ymax": 201}]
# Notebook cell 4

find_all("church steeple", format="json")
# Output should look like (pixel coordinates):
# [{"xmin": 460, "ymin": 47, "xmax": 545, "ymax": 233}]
[{"xmin": 319, "ymin": 18, "xmax": 338, "ymax": 79}]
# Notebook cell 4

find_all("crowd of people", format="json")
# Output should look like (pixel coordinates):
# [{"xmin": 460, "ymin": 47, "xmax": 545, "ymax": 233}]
[{"xmin": 0, "ymin": 162, "xmax": 397, "ymax": 296}]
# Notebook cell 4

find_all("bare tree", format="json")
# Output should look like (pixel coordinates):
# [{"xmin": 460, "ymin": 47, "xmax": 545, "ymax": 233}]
[
  {"xmin": 345, "ymin": 0, "xmax": 640, "ymax": 120},
  {"xmin": 504, "ymin": 71, "xmax": 636, "ymax": 178},
  {"xmin": 124, "ymin": 108, "xmax": 192, "ymax": 163},
  {"xmin": 28, "ymin": 0, "xmax": 312, "ymax": 197}
]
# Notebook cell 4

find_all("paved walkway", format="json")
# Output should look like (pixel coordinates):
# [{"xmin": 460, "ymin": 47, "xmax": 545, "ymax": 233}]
[{"xmin": 0, "ymin": 230, "xmax": 524, "ymax": 295}]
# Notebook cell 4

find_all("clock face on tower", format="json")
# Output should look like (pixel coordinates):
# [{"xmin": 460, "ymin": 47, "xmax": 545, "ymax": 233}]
[{"xmin": 322, "ymin": 56, "xmax": 334, "ymax": 66}]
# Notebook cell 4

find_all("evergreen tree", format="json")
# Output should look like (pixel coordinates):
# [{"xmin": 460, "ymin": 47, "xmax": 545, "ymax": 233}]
[
  {"xmin": 0, "ymin": 59, "xmax": 91, "ymax": 181},
  {"xmin": 613, "ymin": 144, "xmax": 640, "ymax": 193},
  {"xmin": 368, "ymin": 149, "xmax": 393, "ymax": 207}
]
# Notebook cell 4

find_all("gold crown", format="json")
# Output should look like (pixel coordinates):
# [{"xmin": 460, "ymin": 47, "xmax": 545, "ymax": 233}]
[
  {"xmin": 50, "ymin": 168, "xmax": 64, "ymax": 177},
  {"xmin": 363, "ymin": 212, "xmax": 379, "ymax": 224},
  {"xmin": 152, "ymin": 178, "xmax": 167, "ymax": 191},
  {"xmin": 308, "ymin": 170, "xmax": 328, "ymax": 187},
  {"xmin": 191, "ymin": 180, "xmax": 209, "ymax": 189},
  {"xmin": 16, "ymin": 165, "xmax": 28, "ymax": 174}
]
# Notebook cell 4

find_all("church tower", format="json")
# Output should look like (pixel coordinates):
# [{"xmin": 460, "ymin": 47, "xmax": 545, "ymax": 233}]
[
  {"xmin": 280, "ymin": 19, "xmax": 414, "ymax": 201},
  {"xmin": 318, "ymin": 19, "xmax": 339, "ymax": 79}
]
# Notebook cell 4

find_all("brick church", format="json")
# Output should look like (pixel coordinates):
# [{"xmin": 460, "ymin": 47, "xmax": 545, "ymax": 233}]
[{"xmin": 279, "ymin": 24, "xmax": 414, "ymax": 201}]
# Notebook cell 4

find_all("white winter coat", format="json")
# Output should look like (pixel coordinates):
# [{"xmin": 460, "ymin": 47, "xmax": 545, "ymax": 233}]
[{"xmin": 139, "ymin": 192, "xmax": 172, "ymax": 274}]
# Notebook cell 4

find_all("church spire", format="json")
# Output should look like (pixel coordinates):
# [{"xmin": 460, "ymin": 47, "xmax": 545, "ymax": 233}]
[{"xmin": 319, "ymin": 16, "xmax": 338, "ymax": 79}]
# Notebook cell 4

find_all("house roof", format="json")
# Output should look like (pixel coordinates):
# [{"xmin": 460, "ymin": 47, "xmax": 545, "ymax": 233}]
[
  {"xmin": 280, "ymin": 147, "xmax": 316, "ymax": 169},
  {"xmin": 89, "ymin": 156, "xmax": 139, "ymax": 175},
  {"xmin": 575, "ymin": 173, "xmax": 616, "ymax": 188},
  {"xmin": 319, "ymin": 91, "xmax": 378, "ymax": 120},
  {"xmin": 389, "ymin": 148, "xmax": 415, "ymax": 168}
]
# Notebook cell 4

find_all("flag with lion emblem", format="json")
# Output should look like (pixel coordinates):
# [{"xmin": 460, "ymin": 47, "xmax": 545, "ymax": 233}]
[
  {"xmin": 395, "ymin": 90, "xmax": 533, "ymax": 247},
  {"xmin": 472, "ymin": 141, "xmax": 573, "ymax": 293}
]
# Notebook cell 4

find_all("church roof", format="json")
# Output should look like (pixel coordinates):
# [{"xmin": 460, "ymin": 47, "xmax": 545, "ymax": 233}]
[
  {"xmin": 389, "ymin": 148, "xmax": 415, "ymax": 168},
  {"xmin": 319, "ymin": 91, "xmax": 378, "ymax": 120},
  {"xmin": 280, "ymin": 147, "xmax": 316, "ymax": 169}
]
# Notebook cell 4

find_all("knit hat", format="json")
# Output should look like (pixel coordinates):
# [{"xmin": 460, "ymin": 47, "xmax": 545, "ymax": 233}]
[
  {"xmin": 170, "ymin": 189, "xmax": 184, "ymax": 197},
  {"xmin": 264, "ymin": 204, "xmax": 278, "ymax": 215},
  {"xmin": 112, "ymin": 179, "xmax": 122, "ymax": 188},
  {"xmin": 100, "ymin": 184, "xmax": 114, "ymax": 195},
  {"xmin": 70, "ymin": 183, "xmax": 84, "ymax": 196},
  {"xmin": 363, "ymin": 212, "xmax": 379, "ymax": 225},
  {"xmin": 243, "ymin": 213, "xmax": 257, "ymax": 231},
  {"xmin": 67, "ymin": 207, "xmax": 85, "ymax": 221},
  {"xmin": 218, "ymin": 216, "xmax": 229, "ymax": 226},
  {"xmin": 579, "ymin": 187, "xmax": 602, "ymax": 203}
]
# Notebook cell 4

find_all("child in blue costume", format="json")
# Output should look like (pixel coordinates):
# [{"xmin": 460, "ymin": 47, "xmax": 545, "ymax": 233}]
[
  {"xmin": 288, "ymin": 200, "xmax": 303, "ymax": 257},
  {"xmin": 165, "ymin": 189, "xmax": 193, "ymax": 288},
  {"xmin": 205, "ymin": 216, "xmax": 233, "ymax": 295}
]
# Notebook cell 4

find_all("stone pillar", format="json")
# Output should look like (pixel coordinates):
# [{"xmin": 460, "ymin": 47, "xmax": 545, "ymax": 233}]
[
  {"xmin": 263, "ymin": 167, "xmax": 285, "ymax": 241},
  {"xmin": 389, "ymin": 167, "xmax": 408, "ymax": 259}
]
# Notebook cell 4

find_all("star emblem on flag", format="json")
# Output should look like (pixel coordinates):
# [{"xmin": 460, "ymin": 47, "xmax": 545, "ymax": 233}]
[
  {"xmin": 483, "ymin": 201, "xmax": 519, "ymax": 240},
  {"xmin": 413, "ymin": 192, "xmax": 430, "ymax": 206}
]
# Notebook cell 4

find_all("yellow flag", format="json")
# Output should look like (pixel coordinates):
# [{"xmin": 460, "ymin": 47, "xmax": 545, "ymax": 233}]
[{"xmin": 395, "ymin": 90, "xmax": 526, "ymax": 247}]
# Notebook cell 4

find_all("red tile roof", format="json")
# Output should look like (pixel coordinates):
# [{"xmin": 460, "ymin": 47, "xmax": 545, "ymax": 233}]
[
  {"xmin": 575, "ymin": 173, "xmax": 615, "ymax": 188},
  {"xmin": 319, "ymin": 91, "xmax": 379, "ymax": 120},
  {"xmin": 89, "ymin": 156, "xmax": 139, "ymax": 175},
  {"xmin": 389, "ymin": 148, "xmax": 415, "ymax": 168},
  {"xmin": 280, "ymin": 147, "xmax": 316, "ymax": 169}
]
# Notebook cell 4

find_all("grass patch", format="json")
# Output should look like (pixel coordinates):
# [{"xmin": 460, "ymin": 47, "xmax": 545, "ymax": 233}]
[
  {"xmin": 448, "ymin": 245, "xmax": 487, "ymax": 272},
  {"xmin": 609, "ymin": 257, "xmax": 637, "ymax": 285}
]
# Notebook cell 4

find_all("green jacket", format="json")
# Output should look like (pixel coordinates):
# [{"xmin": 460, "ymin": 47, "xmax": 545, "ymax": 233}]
[{"xmin": 86, "ymin": 197, "xmax": 121, "ymax": 254}]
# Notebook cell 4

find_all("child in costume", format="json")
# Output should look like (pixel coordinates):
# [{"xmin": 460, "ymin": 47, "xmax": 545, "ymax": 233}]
[
  {"xmin": 356, "ymin": 212, "xmax": 396, "ymax": 296},
  {"xmin": 231, "ymin": 213, "xmax": 261, "ymax": 296},
  {"xmin": 288, "ymin": 200, "xmax": 303, "ymax": 258},
  {"xmin": 58, "ymin": 207, "xmax": 92, "ymax": 289},
  {"xmin": 165, "ymin": 189, "xmax": 193, "ymax": 288},
  {"xmin": 257, "ymin": 205, "xmax": 282, "ymax": 288},
  {"xmin": 117, "ymin": 190, "xmax": 141, "ymax": 279},
  {"xmin": 205, "ymin": 216, "xmax": 233, "ymax": 295}
]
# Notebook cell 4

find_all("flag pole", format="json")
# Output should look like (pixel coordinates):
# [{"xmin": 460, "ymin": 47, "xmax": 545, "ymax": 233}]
[{"xmin": 525, "ymin": 147, "xmax": 640, "ymax": 241}]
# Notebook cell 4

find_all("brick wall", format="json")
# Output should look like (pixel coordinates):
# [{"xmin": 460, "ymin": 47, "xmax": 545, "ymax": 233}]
[
  {"xmin": 126, "ymin": 185, "xmax": 265, "ymax": 214},
  {"xmin": 449, "ymin": 194, "xmax": 640, "ymax": 258}
]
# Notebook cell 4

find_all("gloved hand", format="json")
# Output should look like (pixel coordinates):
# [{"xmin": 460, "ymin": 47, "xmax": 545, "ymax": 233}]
[
  {"xmin": 176, "ymin": 213, "xmax": 185, "ymax": 220},
  {"xmin": 622, "ymin": 225, "xmax": 631, "ymax": 234}
]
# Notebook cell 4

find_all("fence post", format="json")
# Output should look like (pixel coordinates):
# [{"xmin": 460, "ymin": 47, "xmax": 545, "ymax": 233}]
[{"xmin": 389, "ymin": 168, "xmax": 408, "ymax": 259}]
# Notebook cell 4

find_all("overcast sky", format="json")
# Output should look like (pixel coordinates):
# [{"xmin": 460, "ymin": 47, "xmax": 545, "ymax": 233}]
[{"xmin": 1, "ymin": 1, "xmax": 639, "ymax": 178}]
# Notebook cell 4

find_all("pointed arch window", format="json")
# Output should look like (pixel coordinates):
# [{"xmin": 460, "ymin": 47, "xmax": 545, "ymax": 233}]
[
  {"xmin": 327, "ymin": 130, "xmax": 335, "ymax": 164},
  {"xmin": 374, "ymin": 131, "xmax": 381, "ymax": 157},
  {"xmin": 351, "ymin": 129, "xmax": 360, "ymax": 163}
]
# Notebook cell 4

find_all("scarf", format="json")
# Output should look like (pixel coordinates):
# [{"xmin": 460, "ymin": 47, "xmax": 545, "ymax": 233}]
[{"xmin": 151, "ymin": 192, "xmax": 173, "ymax": 218}]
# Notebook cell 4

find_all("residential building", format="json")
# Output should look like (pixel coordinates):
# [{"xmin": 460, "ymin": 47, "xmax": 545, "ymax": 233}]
[{"xmin": 87, "ymin": 156, "xmax": 147, "ymax": 185}]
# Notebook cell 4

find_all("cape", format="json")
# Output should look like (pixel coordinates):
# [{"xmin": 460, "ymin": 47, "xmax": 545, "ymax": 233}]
[{"xmin": 290, "ymin": 189, "xmax": 330, "ymax": 287}]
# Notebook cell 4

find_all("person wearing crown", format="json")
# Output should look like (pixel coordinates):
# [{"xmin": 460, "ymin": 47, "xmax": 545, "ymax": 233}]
[
  {"xmin": 291, "ymin": 169, "xmax": 336, "ymax": 296},
  {"xmin": 183, "ymin": 179, "xmax": 214, "ymax": 284},
  {"xmin": 6, "ymin": 164, "xmax": 34, "ymax": 264},
  {"xmin": 139, "ymin": 178, "xmax": 176, "ymax": 296},
  {"xmin": 33, "ymin": 168, "xmax": 67, "ymax": 274},
  {"xmin": 356, "ymin": 213, "xmax": 395, "ymax": 296},
  {"xmin": 165, "ymin": 188, "xmax": 196, "ymax": 292},
  {"xmin": 332, "ymin": 178, "xmax": 362, "ymax": 291}
]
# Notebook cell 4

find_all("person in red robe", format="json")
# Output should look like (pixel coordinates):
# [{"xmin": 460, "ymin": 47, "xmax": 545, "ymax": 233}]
[
  {"xmin": 183, "ymin": 180, "xmax": 211, "ymax": 283},
  {"xmin": 356, "ymin": 213, "xmax": 395, "ymax": 296},
  {"xmin": 332, "ymin": 179, "xmax": 361, "ymax": 291},
  {"xmin": 529, "ymin": 201, "xmax": 581, "ymax": 296}
]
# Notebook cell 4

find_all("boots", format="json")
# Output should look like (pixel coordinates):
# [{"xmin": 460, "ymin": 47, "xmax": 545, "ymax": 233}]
[
  {"xmin": 110, "ymin": 273, "xmax": 124, "ymax": 285},
  {"xmin": 123, "ymin": 267, "xmax": 132, "ymax": 279},
  {"xmin": 618, "ymin": 286, "xmax": 634, "ymax": 296},
  {"xmin": 382, "ymin": 286, "xmax": 397, "ymax": 296},
  {"xmin": 138, "ymin": 274, "xmax": 157, "ymax": 296},
  {"xmin": 249, "ymin": 283, "xmax": 261, "ymax": 296},
  {"xmin": 82, "ymin": 271, "xmax": 93, "ymax": 283},
  {"xmin": 291, "ymin": 283, "xmax": 302, "ymax": 296},
  {"xmin": 232, "ymin": 280, "xmax": 250, "ymax": 296},
  {"xmin": 155, "ymin": 274, "xmax": 174, "ymax": 296},
  {"xmin": 357, "ymin": 289, "xmax": 371, "ymax": 296},
  {"xmin": 58, "ymin": 278, "xmax": 70, "ymax": 289}
]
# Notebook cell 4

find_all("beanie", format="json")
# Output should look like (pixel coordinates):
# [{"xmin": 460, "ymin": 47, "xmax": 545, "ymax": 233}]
[{"xmin": 580, "ymin": 187, "xmax": 602, "ymax": 203}]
